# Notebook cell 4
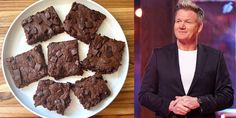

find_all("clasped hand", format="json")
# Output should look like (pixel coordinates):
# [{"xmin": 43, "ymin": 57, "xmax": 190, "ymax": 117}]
[{"xmin": 168, "ymin": 96, "xmax": 200, "ymax": 115}]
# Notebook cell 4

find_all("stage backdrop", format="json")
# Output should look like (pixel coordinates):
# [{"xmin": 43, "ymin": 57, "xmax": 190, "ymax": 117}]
[{"xmin": 135, "ymin": 1, "xmax": 236, "ymax": 118}]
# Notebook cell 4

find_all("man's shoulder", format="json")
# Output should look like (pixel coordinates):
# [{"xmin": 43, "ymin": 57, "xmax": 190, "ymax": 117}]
[
  {"xmin": 153, "ymin": 43, "xmax": 176, "ymax": 53},
  {"xmin": 199, "ymin": 44, "xmax": 222, "ymax": 55}
]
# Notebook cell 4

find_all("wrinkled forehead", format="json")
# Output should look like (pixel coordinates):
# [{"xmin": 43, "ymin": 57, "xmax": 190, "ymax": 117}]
[{"xmin": 175, "ymin": 9, "xmax": 199, "ymax": 21}]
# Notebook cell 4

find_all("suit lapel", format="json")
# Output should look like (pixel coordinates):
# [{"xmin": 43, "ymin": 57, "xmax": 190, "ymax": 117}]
[
  {"xmin": 187, "ymin": 44, "xmax": 208, "ymax": 95},
  {"xmin": 172, "ymin": 43, "xmax": 185, "ymax": 95}
]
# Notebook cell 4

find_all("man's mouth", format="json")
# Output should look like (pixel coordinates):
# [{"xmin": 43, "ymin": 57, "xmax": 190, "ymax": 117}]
[{"xmin": 178, "ymin": 31, "xmax": 187, "ymax": 34}]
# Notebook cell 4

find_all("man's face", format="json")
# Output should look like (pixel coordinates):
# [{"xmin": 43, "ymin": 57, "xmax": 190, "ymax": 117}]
[{"xmin": 174, "ymin": 9, "xmax": 203, "ymax": 43}]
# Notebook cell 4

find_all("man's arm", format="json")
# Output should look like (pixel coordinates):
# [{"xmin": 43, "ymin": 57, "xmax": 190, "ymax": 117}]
[
  {"xmin": 197, "ymin": 53, "xmax": 234, "ymax": 113},
  {"xmin": 138, "ymin": 49, "xmax": 171, "ymax": 117}
]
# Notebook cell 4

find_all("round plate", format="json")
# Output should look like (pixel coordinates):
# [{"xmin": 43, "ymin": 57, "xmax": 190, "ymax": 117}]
[{"xmin": 1, "ymin": 0, "xmax": 129, "ymax": 118}]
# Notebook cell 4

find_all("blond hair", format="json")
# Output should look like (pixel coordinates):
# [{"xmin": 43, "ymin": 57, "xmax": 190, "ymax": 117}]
[{"xmin": 176, "ymin": 0, "xmax": 204, "ymax": 22}]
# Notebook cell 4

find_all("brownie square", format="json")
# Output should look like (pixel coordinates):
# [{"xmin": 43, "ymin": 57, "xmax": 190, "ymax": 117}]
[
  {"xmin": 48, "ymin": 40, "xmax": 83, "ymax": 79},
  {"xmin": 6, "ymin": 45, "xmax": 47, "ymax": 88},
  {"xmin": 81, "ymin": 34, "xmax": 125, "ymax": 74},
  {"xmin": 22, "ymin": 6, "xmax": 64, "ymax": 45},
  {"xmin": 63, "ymin": 2, "xmax": 106, "ymax": 44},
  {"xmin": 72, "ymin": 74, "xmax": 110, "ymax": 109},
  {"xmin": 33, "ymin": 79, "xmax": 71, "ymax": 115}
]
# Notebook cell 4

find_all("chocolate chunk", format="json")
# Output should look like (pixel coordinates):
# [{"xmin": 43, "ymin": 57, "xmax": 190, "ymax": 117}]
[
  {"xmin": 43, "ymin": 89, "xmax": 50, "ymax": 95},
  {"xmin": 56, "ymin": 50, "xmax": 63, "ymax": 57},
  {"xmin": 78, "ymin": 22, "xmax": 85, "ymax": 30},
  {"xmin": 24, "ymin": 26, "xmax": 30, "ymax": 33},
  {"xmin": 35, "ymin": 16, "xmax": 43, "ymax": 24},
  {"xmin": 70, "ymin": 49, "xmax": 77, "ymax": 56},
  {"xmin": 104, "ymin": 91, "xmax": 109, "ymax": 95},
  {"xmin": 27, "ymin": 56, "xmax": 35, "ymax": 67},
  {"xmin": 50, "ymin": 56, "xmax": 57, "ymax": 63},
  {"xmin": 54, "ymin": 26, "xmax": 62, "ymax": 32},
  {"xmin": 91, "ymin": 14, "xmax": 98, "ymax": 21},
  {"xmin": 52, "ymin": 19, "xmax": 60, "ymax": 25},
  {"xmin": 91, "ymin": 77, "xmax": 96, "ymax": 84},
  {"xmin": 65, "ymin": 55, "xmax": 72, "ymax": 62},
  {"xmin": 31, "ymin": 27, "xmax": 38, "ymax": 34},
  {"xmin": 45, "ymin": 20, "xmax": 53, "ymax": 27},
  {"xmin": 27, "ymin": 17, "xmax": 33, "ymax": 23},
  {"xmin": 85, "ymin": 21, "xmax": 93, "ymax": 28},
  {"xmin": 34, "ymin": 63, "xmax": 41, "ymax": 71},
  {"xmin": 66, "ymin": 15, "xmax": 71, "ymax": 20},
  {"xmin": 29, "ymin": 61, "xmax": 36, "ymax": 68},
  {"xmin": 95, "ymin": 42, "xmax": 102, "ymax": 50},
  {"xmin": 90, "ymin": 34, "xmax": 95, "ymax": 39},
  {"xmin": 13, "ymin": 69, "xmax": 21, "ymax": 80},
  {"xmin": 84, "ymin": 90, "xmax": 90, "ymax": 96},
  {"xmin": 96, "ymin": 51, "xmax": 102, "ymax": 57},
  {"xmin": 56, "ymin": 89, "xmax": 63, "ymax": 94},
  {"xmin": 106, "ymin": 51, "xmax": 113, "ymax": 58},
  {"xmin": 20, "ymin": 67, "xmax": 28, "ymax": 77},
  {"xmin": 101, "ymin": 58, "xmax": 111, "ymax": 64},
  {"xmin": 48, "ymin": 29, "xmax": 54, "ymax": 35},
  {"xmin": 54, "ymin": 99, "xmax": 60, "ymax": 104},
  {"xmin": 80, "ymin": 17, "xmax": 85, "ymax": 23},
  {"xmin": 105, "ymin": 46, "xmax": 113, "ymax": 58},
  {"xmin": 22, "ymin": 19, "xmax": 28, "ymax": 26},
  {"xmin": 36, "ymin": 91, "xmax": 44, "ymax": 97},
  {"xmin": 75, "ymin": 60, "xmax": 79, "ymax": 66},
  {"xmin": 45, "ymin": 12, "xmax": 51, "ymax": 19},
  {"xmin": 92, "ymin": 49, "xmax": 98, "ymax": 55}
]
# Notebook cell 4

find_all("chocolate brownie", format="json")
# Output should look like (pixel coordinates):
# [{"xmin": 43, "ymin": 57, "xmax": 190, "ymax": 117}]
[
  {"xmin": 72, "ymin": 74, "xmax": 110, "ymax": 109},
  {"xmin": 63, "ymin": 2, "xmax": 106, "ymax": 44},
  {"xmin": 81, "ymin": 34, "xmax": 125, "ymax": 74},
  {"xmin": 48, "ymin": 40, "xmax": 83, "ymax": 79},
  {"xmin": 6, "ymin": 45, "xmax": 47, "ymax": 88},
  {"xmin": 22, "ymin": 6, "xmax": 64, "ymax": 45},
  {"xmin": 33, "ymin": 79, "xmax": 71, "ymax": 115}
]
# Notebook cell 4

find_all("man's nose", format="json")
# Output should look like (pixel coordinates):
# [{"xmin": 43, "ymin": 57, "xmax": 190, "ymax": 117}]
[{"xmin": 180, "ymin": 22, "xmax": 186, "ymax": 29}]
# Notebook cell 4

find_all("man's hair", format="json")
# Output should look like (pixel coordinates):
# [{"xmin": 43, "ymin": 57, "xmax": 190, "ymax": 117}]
[{"xmin": 176, "ymin": 0, "xmax": 204, "ymax": 22}]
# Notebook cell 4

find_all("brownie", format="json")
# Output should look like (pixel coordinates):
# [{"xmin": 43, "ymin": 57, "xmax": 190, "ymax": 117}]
[
  {"xmin": 22, "ymin": 6, "xmax": 64, "ymax": 45},
  {"xmin": 6, "ymin": 45, "xmax": 47, "ymax": 88},
  {"xmin": 33, "ymin": 79, "xmax": 71, "ymax": 115},
  {"xmin": 81, "ymin": 34, "xmax": 125, "ymax": 74},
  {"xmin": 48, "ymin": 40, "xmax": 83, "ymax": 79},
  {"xmin": 72, "ymin": 74, "xmax": 110, "ymax": 109},
  {"xmin": 63, "ymin": 2, "xmax": 106, "ymax": 44}
]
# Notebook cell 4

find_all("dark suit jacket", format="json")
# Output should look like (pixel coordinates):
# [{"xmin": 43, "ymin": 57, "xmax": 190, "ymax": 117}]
[{"xmin": 139, "ymin": 43, "xmax": 234, "ymax": 118}]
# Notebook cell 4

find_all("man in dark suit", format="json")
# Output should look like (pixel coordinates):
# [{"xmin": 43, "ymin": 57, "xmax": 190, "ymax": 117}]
[{"xmin": 138, "ymin": 1, "xmax": 234, "ymax": 118}]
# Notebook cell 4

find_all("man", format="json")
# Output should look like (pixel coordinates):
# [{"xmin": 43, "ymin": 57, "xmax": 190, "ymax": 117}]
[{"xmin": 138, "ymin": 1, "xmax": 234, "ymax": 118}]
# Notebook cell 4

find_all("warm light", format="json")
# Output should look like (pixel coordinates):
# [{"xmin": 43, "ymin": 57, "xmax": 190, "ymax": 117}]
[{"xmin": 135, "ymin": 8, "xmax": 142, "ymax": 17}]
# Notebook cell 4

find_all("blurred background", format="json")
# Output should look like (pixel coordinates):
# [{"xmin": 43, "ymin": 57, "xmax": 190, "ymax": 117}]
[{"xmin": 134, "ymin": 0, "xmax": 236, "ymax": 118}]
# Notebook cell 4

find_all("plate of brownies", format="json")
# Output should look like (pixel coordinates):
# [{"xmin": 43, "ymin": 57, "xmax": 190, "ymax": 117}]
[{"xmin": 1, "ymin": 0, "xmax": 129, "ymax": 118}]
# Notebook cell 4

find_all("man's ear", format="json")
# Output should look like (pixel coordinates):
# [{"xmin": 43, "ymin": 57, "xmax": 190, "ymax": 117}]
[{"xmin": 198, "ymin": 22, "xmax": 203, "ymax": 33}]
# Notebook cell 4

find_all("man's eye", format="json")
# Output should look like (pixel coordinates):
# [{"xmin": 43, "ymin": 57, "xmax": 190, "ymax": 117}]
[
  {"xmin": 186, "ymin": 21, "xmax": 192, "ymax": 23},
  {"xmin": 176, "ymin": 20, "xmax": 181, "ymax": 23}
]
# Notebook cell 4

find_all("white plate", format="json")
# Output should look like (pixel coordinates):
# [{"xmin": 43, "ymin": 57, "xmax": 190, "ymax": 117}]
[{"xmin": 1, "ymin": 0, "xmax": 129, "ymax": 118}]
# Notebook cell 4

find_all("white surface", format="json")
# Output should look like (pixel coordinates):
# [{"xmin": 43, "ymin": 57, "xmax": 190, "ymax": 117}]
[
  {"xmin": 219, "ymin": 109, "xmax": 236, "ymax": 113},
  {"xmin": 1, "ymin": 0, "xmax": 129, "ymax": 118},
  {"xmin": 178, "ymin": 49, "xmax": 197, "ymax": 94}
]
